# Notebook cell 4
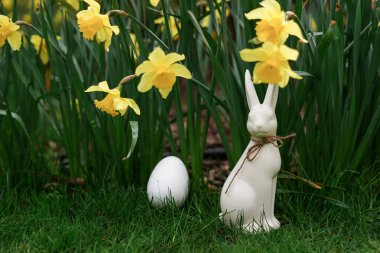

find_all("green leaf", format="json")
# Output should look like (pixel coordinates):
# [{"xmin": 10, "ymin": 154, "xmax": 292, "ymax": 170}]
[
  {"xmin": 0, "ymin": 110, "xmax": 32, "ymax": 143},
  {"xmin": 123, "ymin": 121, "xmax": 139, "ymax": 160}
]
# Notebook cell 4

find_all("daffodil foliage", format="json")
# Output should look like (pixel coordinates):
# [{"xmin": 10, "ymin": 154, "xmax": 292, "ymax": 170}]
[{"xmin": 0, "ymin": 0, "xmax": 378, "ymax": 191}]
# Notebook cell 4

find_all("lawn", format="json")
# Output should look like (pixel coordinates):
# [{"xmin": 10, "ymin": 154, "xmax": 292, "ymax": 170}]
[{"xmin": 1, "ymin": 180, "xmax": 378, "ymax": 252}]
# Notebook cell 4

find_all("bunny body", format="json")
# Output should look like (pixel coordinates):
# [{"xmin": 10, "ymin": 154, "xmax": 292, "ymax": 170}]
[{"xmin": 220, "ymin": 70, "xmax": 281, "ymax": 233}]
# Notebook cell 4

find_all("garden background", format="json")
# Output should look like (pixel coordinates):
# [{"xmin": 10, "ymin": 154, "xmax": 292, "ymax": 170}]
[{"xmin": 0, "ymin": 0, "xmax": 379, "ymax": 251}]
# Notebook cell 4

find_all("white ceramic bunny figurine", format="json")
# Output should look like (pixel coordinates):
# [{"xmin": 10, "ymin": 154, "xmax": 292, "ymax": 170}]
[{"xmin": 220, "ymin": 70, "xmax": 281, "ymax": 233}]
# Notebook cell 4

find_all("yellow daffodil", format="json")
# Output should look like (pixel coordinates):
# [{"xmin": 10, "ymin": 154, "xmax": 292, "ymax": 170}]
[
  {"xmin": 135, "ymin": 47, "xmax": 192, "ymax": 99},
  {"xmin": 245, "ymin": 0, "xmax": 307, "ymax": 44},
  {"xmin": 150, "ymin": 0, "xmax": 160, "ymax": 7},
  {"xmin": 130, "ymin": 33, "xmax": 140, "ymax": 60},
  {"xmin": 77, "ymin": 0, "xmax": 120, "ymax": 52},
  {"xmin": 1, "ymin": 0, "xmax": 13, "ymax": 12},
  {"xmin": 67, "ymin": 0, "xmax": 80, "ymax": 10},
  {"xmin": 240, "ymin": 42, "xmax": 302, "ymax": 87},
  {"xmin": 85, "ymin": 81, "xmax": 140, "ymax": 117},
  {"xmin": 311, "ymin": 17, "xmax": 318, "ymax": 32},
  {"xmin": 34, "ymin": 0, "xmax": 41, "ymax": 11},
  {"xmin": 201, "ymin": 0, "xmax": 230, "ymax": 28},
  {"xmin": 30, "ymin": 35, "xmax": 49, "ymax": 65},
  {"xmin": 22, "ymin": 14, "xmax": 32, "ymax": 24},
  {"xmin": 154, "ymin": 16, "xmax": 180, "ymax": 40},
  {"xmin": 0, "ymin": 15, "xmax": 22, "ymax": 51}
]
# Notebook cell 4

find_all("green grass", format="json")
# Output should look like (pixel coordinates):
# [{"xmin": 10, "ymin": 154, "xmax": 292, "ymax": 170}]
[{"xmin": 0, "ymin": 182, "xmax": 378, "ymax": 252}]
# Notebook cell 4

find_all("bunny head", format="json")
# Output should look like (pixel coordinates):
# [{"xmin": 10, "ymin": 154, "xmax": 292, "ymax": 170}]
[{"xmin": 244, "ymin": 70, "xmax": 279, "ymax": 138}]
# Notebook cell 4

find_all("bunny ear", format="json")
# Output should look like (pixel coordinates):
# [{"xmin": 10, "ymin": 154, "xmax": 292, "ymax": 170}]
[
  {"xmin": 245, "ymin": 70, "xmax": 260, "ymax": 110},
  {"xmin": 263, "ymin": 84, "xmax": 279, "ymax": 109}
]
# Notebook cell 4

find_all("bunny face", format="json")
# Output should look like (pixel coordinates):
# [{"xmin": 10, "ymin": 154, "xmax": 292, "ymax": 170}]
[
  {"xmin": 244, "ymin": 70, "xmax": 279, "ymax": 138},
  {"xmin": 247, "ymin": 105, "xmax": 277, "ymax": 138}
]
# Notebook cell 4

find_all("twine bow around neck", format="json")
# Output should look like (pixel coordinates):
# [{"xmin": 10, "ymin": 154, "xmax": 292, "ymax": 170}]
[{"xmin": 224, "ymin": 133, "xmax": 296, "ymax": 194}]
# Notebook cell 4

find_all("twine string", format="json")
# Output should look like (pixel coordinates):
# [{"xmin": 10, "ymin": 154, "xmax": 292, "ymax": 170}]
[{"xmin": 224, "ymin": 133, "xmax": 296, "ymax": 194}]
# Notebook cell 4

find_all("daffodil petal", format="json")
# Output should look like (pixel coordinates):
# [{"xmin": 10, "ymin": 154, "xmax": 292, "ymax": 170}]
[
  {"xmin": 150, "ymin": 0, "xmax": 160, "ymax": 7},
  {"xmin": 7, "ymin": 31, "xmax": 21, "ymax": 51},
  {"xmin": 163, "ymin": 53, "xmax": 185, "ymax": 66},
  {"xmin": 85, "ymin": 81, "xmax": 111, "ymax": 93},
  {"xmin": 83, "ymin": 0, "xmax": 100, "ymax": 13},
  {"xmin": 67, "ymin": 0, "xmax": 80, "ymax": 10},
  {"xmin": 148, "ymin": 47, "xmax": 166, "ymax": 64},
  {"xmin": 285, "ymin": 67, "xmax": 302, "ymax": 79},
  {"xmin": 159, "ymin": 88, "xmax": 173, "ymax": 99},
  {"xmin": 135, "ymin": 61, "xmax": 155, "ymax": 76},
  {"xmin": 279, "ymin": 44, "xmax": 299, "ymax": 61},
  {"xmin": 126, "ymin": 99, "xmax": 141, "ymax": 115},
  {"xmin": 244, "ymin": 8, "xmax": 270, "ymax": 20},
  {"xmin": 30, "ymin": 35, "xmax": 42, "ymax": 50},
  {"xmin": 114, "ymin": 97, "xmax": 140, "ymax": 116},
  {"xmin": 137, "ymin": 72, "xmax": 155, "ymax": 92},
  {"xmin": 104, "ymin": 35, "xmax": 112, "ymax": 52},
  {"xmin": 278, "ymin": 71, "xmax": 289, "ymax": 88},
  {"xmin": 170, "ymin": 63, "xmax": 192, "ymax": 79},
  {"xmin": 85, "ymin": 86, "xmax": 105, "ymax": 93},
  {"xmin": 284, "ymin": 20, "xmax": 308, "ymax": 43},
  {"xmin": 154, "ymin": 17, "xmax": 164, "ymax": 25},
  {"xmin": 201, "ymin": 15, "xmax": 210, "ymax": 28},
  {"xmin": 96, "ymin": 27, "xmax": 108, "ymax": 43},
  {"xmin": 8, "ymin": 21, "xmax": 20, "ymax": 32},
  {"xmin": 240, "ymin": 48, "xmax": 268, "ymax": 62},
  {"xmin": 0, "ymin": 15, "xmax": 10, "ymax": 25},
  {"xmin": 111, "ymin": 25, "xmax": 120, "ymax": 35},
  {"xmin": 253, "ymin": 63, "xmax": 263, "ymax": 84},
  {"xmin": 260, "ymin": 0, "xmax": 282, "ymax": 13},
  {"xmin": 114, "ymin": 97, "xmax": 129, "ymax": 116},
  {"xmin": 98, "ymin": 81, "xmax": 110, "ymax": 90}
]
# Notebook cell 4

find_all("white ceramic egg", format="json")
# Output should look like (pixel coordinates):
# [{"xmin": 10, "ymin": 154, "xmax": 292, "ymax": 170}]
[{"xmin": 147, "ymin": 156, "xmax": 189, "ymax": 208}]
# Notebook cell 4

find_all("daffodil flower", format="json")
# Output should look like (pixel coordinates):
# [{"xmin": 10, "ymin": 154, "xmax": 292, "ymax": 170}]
[
  {"xmin": 240, "ymin": 42, "xmax": 302, "ymax": 87},
  {"xmin": 201, "ymin": 0, "xmax": 230, "ymax": 28},
  {"xmin": 67, "ymin": 0, "xmax": 80, "ymax": 10},
  {"xmin": 0, "ymin": 15, "xmax": 22, "ymax": 51},
  {"xmin": 34, "ymin": 0, "xmax": 41, "ymax": 11},
  {"xmin": 77, "ymin": 0, "xmax": 120, "ymax": 52},
  {"xmin": 135, "ymin": 47, "xmax": 192, "ymax": 99},
  {"xmin": 85, "ymin": 81, "xmax": 140, "ymax": 117},
  {"xmin": 129, "ymin": 33, "xmax": 140, "ymax": 60},
  {"xmin": 245, "ymin": 0, "xmax": 307, "ymax": 44},
  {"xmin": 154, "ymin": 16, "xmax": 180, "ymax": 40},
  {"xmin": 150, "ymin": 0, "xmax": 160, "ymax": 7},
  {"xmin": 31, "ymin": 35, "xmax": 49, "ymax": 65},
  {"xmin": 1, "ymin": 0, "xmax": 13, "ymax": 12}
]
